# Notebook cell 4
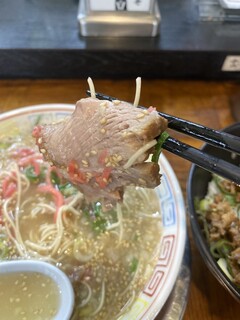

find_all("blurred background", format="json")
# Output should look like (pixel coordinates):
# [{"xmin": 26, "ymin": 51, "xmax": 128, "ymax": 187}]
[{"xmin": 0, "ymin": 0, "xmax": 240, "ymax": 79}]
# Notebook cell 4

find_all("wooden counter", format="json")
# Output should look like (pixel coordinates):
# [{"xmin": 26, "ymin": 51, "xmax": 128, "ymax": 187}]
[{"xmin": 0, "ymin": 79, "xmax": 239, "ymax": 319}]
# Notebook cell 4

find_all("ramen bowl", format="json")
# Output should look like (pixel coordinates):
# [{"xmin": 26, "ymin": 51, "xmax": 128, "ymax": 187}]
[
  {"xmin": 187, "ymin": 122, "xmax": 240, "ymax": 302},
  {"xmin": 0, "ymin": 104, "xmax": 187, "ymax": 319}
]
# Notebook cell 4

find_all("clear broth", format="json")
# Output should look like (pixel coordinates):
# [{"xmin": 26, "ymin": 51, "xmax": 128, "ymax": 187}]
[{"xmin": 0, "ymin": 272, "xmax": 59, "ymax": 320}]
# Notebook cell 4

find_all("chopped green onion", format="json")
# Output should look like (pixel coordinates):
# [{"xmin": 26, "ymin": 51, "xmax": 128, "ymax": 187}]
[
  {"xmin": 151, "ymin": 131, "xmax": 169, "ymax": 163},
  {"xmin": 217, "ymin": 258, "xmax": 233, "ymax": 281},
  {"xmin": 50, "ymin": 171, "xmax": 61, "ymax": 186},
  {"xmin": 236, "ymin": 204, "xmax": 240, "ymax": 219},
  {"xmin": 94, "ymin": 202, "xmax": 102, "ymax": 217},
  {"xmin": 33, "ymin": 115, "xmax": 42, "ymax": 126},
  {"xmin": 92, "ymin": 217, "xmax": 107, "ymax": 233},
  {"xmin": 59, "ymin": 183, "xmax": 78, "ymax": 197},
  {"xmin": 24, "ymin": 165, "xmax": 45, "ymax": 183},
  {"xmin": 83, "ymin": 202, "xmax": 107, "ymax": 233},
  {"xmin": 210, "ymin": 239, "xmax": 233, "ymax": 259},
  {"xmin": 130, "ymin": 257, "xmax": 138, "ymax": 273},
  {"xmin": 0, "ymin": 239, "xmax": 8, "ymax": 259},
  {"xmin": 0, "ymin": 142, "xmax": 11, "ymax": 150},
  {"xmin": 213, "ymin": 175, "xmax": 232, "ymax": 195},
  {"xmin": 199, "ymin": 198, "xmax": 211, "ymax": 212},
  {"xmin": 224, "ymin": 194, "xmax": 236, "ymax": 206}
]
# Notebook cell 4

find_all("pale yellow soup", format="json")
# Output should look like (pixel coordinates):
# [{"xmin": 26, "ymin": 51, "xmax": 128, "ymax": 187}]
[{"xmin": 0, "ymin": 272, "xmax": 59, "ymax": 320}]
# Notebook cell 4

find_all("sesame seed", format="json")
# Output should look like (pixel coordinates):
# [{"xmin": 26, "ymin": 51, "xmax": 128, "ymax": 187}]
[
  {"xmin": 91, "ymin": 150, "xmax": 97, "ymax": 155},
  {"xmin": 100, "ymin": 118, "xmax": 107, "ymax": 125},
  {"xmin": 122, "ymin": 131, "xmax": 128, "ymax": 137},
  {"xmin": 40, "ymin": 148, "xmax": 46, "ymax": 153},
  {"xmin": 136, "ymin": 113, "xmax": 145, "ymax": 119},
  {"xmin": 113, "ymin": 100, "xmax": 121, "ymax": 105},
  {"xmin": 100, "ymin": 102, "xmax": 107, "ymax": 107},
  {"xmin": 85, "ymin": 152, "xmax": 90, "ymax": 157},
  {"xmin": 138, "ymin": 178, "xmax": 146, "ymax": 184},
  {"xmin": 82, "ymin": 160, "xmax": 88, "ymax": 165},
  {"xmin": 100, "ymin": 128, "xmax": 106, "ymax": 134},
  {"xmin": 38, "ymin": 137, "xmax": 42, "ymax": 144},
  {"xmin": 106, "ymin": 162, "xmax": 112, "ymax": 167}
]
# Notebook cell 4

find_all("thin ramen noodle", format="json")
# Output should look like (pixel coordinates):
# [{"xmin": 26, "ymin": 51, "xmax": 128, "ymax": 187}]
[{"xmin": 0, "ymin": 135, "xmax": 162, "ymax": 320}]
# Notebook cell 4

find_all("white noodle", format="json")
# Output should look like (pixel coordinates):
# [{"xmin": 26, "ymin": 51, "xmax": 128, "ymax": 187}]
[
  {"xmin": 123, "ymin": 139, "xmax": 157, "ymax": 169},
  {"xmin": 116, "ymin": 290, "xmax": 136, "ymax": 318},
  {"xmin": 25, "ymin": 205, "xmax": 67, "ymax": 254},
  {"xmin": 116, "ymin": 203, "xmax": 123, "ymax": 244},
  {"xmin": 58, "ymin": 239, "xmax": 74, "ymax": 257},
  {"xmin": 36, "ymin": 203, "xmax": 56, "ymax": 212},
  {"xmin": 21, "ymin": 197, "xmax": 35, "ymax": 209},
  {"xmin": 90, "ymin": 281, "xmax": 105, "ymax": 316},
  {"xmin": 13, "ymin": 163, "xmax": 21, "ymax": 210},
  {"xmin": 3, "ymin": 200, "xmax": 25, "ymax": 256},
  {"xmin": 120, "ymin": 261, "xmax": 141, "ymax": 297},
  {"xmin": 39, "ymin": 223, "xmax": 56, "ymax": 233},
  {"xmin": 87, "ymin": 77, "xmax": 96, "ymax": 98},
  {"xmin": 105, "ymin": 202, "xmax": 123, "ymax": 245},
  {"xmin": 20, "ymin": 174, "xmax": 30, "ymax": 193},
  {"xmin": 133, "ymin": 77, "xmax": 141, "ymax": 107},
  {"xmin": 78, "ymin": 281, "xmax": 92, "ymax": 307},
  {"xmin": 137, "ymin": 212, "xmax": 161, "ymax": 219},
  {"xmin": 138, "ymin": 187, "xmax": 151, "ymax": 203},
  {"xmin": 31, "ymin": 206, "xmax": 43, "ymax": 217},
  {"xmin": 2, "ymin": 166, "xmax": 27, "ymax": 254},
  {"xmin": 40, "ymin": 229, "xmax": 58, "ymax": 242},
  {"xmin": 67, "ymin": 192, "xmax": 83, "ymax": 207}
]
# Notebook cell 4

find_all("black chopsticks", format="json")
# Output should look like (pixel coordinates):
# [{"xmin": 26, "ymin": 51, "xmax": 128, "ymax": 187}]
[{"xmin": 86, "ymin": 90, "xmax": 240, "ymax": 185}]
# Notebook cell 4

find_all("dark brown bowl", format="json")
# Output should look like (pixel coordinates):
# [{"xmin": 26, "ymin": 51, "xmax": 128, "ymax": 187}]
[{"xmin": 187, "ymin": 122, "xmax": 240, "ymax": 302}]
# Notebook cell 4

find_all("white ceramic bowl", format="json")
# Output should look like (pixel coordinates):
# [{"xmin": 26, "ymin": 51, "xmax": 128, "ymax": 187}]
[
  {"xmin": 0, "ymin": 260, "xmax": 74, "ymax": 320},
  {"xmin": 0, "ymin": 104, "xmax": 187, "ymax": 319}
]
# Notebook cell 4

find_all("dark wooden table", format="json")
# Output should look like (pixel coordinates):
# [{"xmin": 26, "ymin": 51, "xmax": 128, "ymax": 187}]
[{"xmin": 0, "ymin": 79, "xmax": 240, "ymax": 319}]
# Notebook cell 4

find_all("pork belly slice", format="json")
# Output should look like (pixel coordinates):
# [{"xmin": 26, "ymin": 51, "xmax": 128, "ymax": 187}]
[{"xmin": 33, "ymin": 97, "xmax": 168, "ymax": 201}]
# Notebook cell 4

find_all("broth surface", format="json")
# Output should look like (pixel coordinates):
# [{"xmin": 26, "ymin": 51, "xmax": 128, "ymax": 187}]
[
  {"xmin": 0, "ymin": 272, "xmax": 59, "ymax": 320},
  {"xmin": 0, "ymin": 135, "xmax": 162, "ymax": 319}
]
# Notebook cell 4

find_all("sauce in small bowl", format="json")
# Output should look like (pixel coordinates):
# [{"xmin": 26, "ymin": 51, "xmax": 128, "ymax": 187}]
[{"xmin": 0, "ymin": 260, "xmax": 74, "ymax": 320}]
